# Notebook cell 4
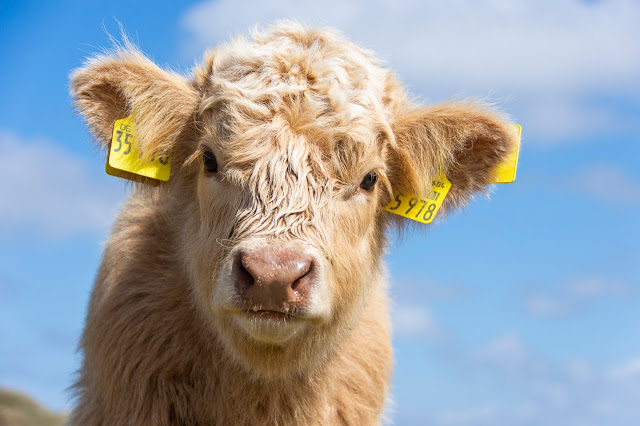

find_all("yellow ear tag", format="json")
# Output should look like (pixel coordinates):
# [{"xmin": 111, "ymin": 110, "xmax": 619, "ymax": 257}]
[
  {"xmin": 385, "ymin": 124, "xmax": 521, "ymax": 224},
  {"xmin": 385, "ymin": 170, "xmax": 451, "ymax": 224},
  {"xmin": 106, "ymin": 115, "xmax": 171, "ymax": 182},
  {"xmin": 492, "ymin": 124, "xmax": 521, "ymax": 183}
]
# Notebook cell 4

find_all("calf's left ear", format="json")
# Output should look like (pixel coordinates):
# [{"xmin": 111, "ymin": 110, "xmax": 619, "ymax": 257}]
[{"xmin": 388, "ymin": 102, "xmax": 519, "ymax": 215}]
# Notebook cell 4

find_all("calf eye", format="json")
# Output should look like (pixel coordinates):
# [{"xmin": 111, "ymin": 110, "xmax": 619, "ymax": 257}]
[
  {"xmin": 359, "ymin": 171, "xmax": 378, "ymax": 191},
  {"xmin": 203, "ymin": 151, "xmax": 218, "ymax": 173}
]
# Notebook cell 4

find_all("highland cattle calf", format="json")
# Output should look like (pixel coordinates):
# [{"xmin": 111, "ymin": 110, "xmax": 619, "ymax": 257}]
[{"xmin": 69, "ymin": 22, "xmax": 518, "ymax": 425}]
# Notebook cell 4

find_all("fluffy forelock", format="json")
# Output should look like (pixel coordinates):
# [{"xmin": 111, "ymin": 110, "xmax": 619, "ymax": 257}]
[{"xmin": 196, "ymin": 22, "xmax": 392, "ymax": 154}]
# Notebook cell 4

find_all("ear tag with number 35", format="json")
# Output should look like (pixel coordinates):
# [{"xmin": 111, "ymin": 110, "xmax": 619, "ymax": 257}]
[
  {"xmin": 385, "ymin": 124, "xmax": 521, "ymax": 224},
  {"xmin": 106, "ymin": 115, "xmax": 172, "ymax": 183}
]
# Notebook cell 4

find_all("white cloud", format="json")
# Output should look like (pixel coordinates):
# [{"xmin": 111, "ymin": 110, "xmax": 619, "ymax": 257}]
[
  {"xmin": 387, "ymin": 279, "xmax": 640, "ymax": 425},
  {"xmin": 526, "ymin": 294, "xmax": 569, "ymax": 316},
  {"xmin": 390, "ymin": 277, "xmax": 465, "ymax": 339},
  {"xmin": 566, "ymin": 276, "xmax": 635, "ymax": 298},
  {"xmin": 517, "ymin": 98, "xmax": 621, "ymax": 145},
  {"xmin": 391, "ymin": 275, "xmax": 468, "ymax": 301},
  {"xmin": 436, "ymin": 403, "xmax": 500, "ymax": 426},
  {"xmin": 524, "ymin": 293, "xmax": 569, "ymax": 318},
  {"xmin": 0, "ymin": 131, "xmax": 127, "ymax": 238},
  {"xmin": 565, "ymin": 164, "xmax": 640, "ymax": 207},
  {"xmin": 525, "ymin": 276, "xmax": 635, "ymax": 317},
  {"xmin": 392, "ymin": 304, "xmax": 442, "ymax": 338},
  {"xmin": 607, "ymin": 358, "xmax": 640, "ymax": 381},
  {"xmin": 180, "ymin": 0, "xmax": 640, "ymax": 144},
  {"xmin": 473, "ymin": 334, "xmax": 529, "ymax": 363},
  {"xmin": 471, "ymin": 334, "xmax": 550, "ymax": 379},
  {"xmin": 435, "ymin": 334, "xmax": 640, "ymax": 426}
]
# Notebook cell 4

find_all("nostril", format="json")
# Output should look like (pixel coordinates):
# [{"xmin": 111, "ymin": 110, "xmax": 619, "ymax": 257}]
[
  {"xmin": 234, "ymin": 252, "xmax": 255, "ymax": 293},
  {"xmin": 291, "ymin": 260, "xmax": 313, "ymax": 291}
]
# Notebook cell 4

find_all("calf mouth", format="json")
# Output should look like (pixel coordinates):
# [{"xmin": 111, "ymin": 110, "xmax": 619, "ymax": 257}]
[
  {"xmin": 232, "ymin": 307, "xmax": 309, "ymax": 344},
  {"xmin": 243, "ymin": 309, "xmax": 296, "ymax": 322}
]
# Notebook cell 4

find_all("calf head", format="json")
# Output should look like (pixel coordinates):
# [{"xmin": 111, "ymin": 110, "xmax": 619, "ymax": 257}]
[{"xmin": 71, "ymin": 23, "xmax": 518, "ymax": 378}]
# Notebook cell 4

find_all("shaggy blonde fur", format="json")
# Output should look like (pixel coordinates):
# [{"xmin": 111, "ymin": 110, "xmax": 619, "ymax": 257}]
[{"xmin": 69, "ymin": 22, "xmax": 518, "ymax": 425}]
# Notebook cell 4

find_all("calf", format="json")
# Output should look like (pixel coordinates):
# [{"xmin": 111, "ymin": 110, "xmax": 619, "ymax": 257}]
[{"xmin": 70, "ymin": 22, "xmax": 517, "ymax": 425}]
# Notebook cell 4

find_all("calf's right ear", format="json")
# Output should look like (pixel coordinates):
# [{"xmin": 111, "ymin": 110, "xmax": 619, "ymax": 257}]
[{"xmin": 70, "ymin": 47, "xmax": 200, "ymax": 157}]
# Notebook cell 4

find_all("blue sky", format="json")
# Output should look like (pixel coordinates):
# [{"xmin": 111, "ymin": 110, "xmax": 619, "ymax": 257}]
[{"xmin": 1, "ymin": 1, "xmax": 639, "ymax": 424}]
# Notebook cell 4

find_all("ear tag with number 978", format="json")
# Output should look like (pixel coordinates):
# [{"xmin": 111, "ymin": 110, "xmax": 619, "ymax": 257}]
[
  {"xmin": 106, "ymin": 115, "xmax": 171, "ymax": 182},
  {"xmin": 385, "ymin": 170, "xmax": 451, "ymax": 224}
]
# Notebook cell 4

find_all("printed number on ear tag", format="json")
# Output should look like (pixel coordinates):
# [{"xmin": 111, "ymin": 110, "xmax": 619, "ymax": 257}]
[
  {"xmin": 106, "ymin": 115, "xmax": 171, "ymax": 182},
  {"xmin": 384, "ymin": 171, "xmax": 451, "ymax": 224}
]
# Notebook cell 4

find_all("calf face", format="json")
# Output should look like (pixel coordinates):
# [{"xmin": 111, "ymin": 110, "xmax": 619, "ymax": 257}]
[
  {"xmin": 181, "ymin": 44, "xmax": 392, "ymax": 375},
  {"xmin": 71, "ymin": 23, "xmax": 517, "ymax": 379}
]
